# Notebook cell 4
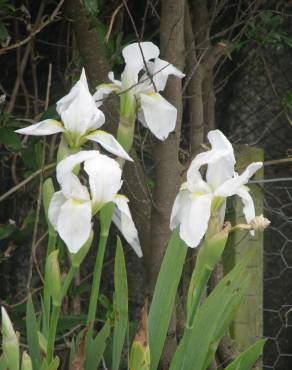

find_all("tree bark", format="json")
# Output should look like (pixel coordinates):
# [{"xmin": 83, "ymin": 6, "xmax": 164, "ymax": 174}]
[{"xmin": 149, "ymin": 0, "xmax": 185, "ymax": 368}]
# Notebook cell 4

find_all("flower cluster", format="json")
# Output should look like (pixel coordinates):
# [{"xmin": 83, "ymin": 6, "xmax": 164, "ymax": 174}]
[
  {"xmin": 15, "ymin": 41, "xmax": 184, "ymax": 257},
  {"xmin": 170, "ymin": 130, "xmax": 263, "ymax": 248}
]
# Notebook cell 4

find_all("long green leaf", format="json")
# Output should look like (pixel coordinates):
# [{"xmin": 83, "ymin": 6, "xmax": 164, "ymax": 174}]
[
  {"xmin": 26, "ymin": 295, "xmax": 41, "ymax": 370},
  {"xmin": 0, "ymin": 355, "xmax": 7, "ymax": 370},
  {"xmin": 85, "ymin": 320, "xmax": 111, "ymax": 370},
  {"xmin": 112, "ymin": 238, "xmax": 128, "ymax": 370},
  {"xmin": 225, "ymin": 339, "xmax": 266, "ymax": 370},
  {"xmin": 148, "ymin": 228, "xmax": 188, "ymax": 370},
  {"xmin": 170, "ymin": 253, "xmax": 252, "ymax": 370}
]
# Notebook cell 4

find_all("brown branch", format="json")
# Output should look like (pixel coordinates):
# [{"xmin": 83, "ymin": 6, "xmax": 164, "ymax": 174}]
[{"xmin": 0, "ymin": 0, "xmax": 64, "ymax": 55}]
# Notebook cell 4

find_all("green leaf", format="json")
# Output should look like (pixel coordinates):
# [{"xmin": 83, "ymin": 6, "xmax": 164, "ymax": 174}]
[
  {"xmin": 0, "ymin": 22, "xmax": 9, "ymax": 42},
  {"xmin": 0, "ymin": 127, "xmax": 21, "ymax": 151},
  {"xmin": 0, "ymin": 355, "xmax": 7, "ymax": 370},
  {"xmin": 85, "ymin": 320, "xmax": 111, "ymax": 369},
  {"xmin": 84, "ymin": 0, "xmax": 98, "ymax": 17},
  {"xmin": 148, "ymin": 228, "xmax": 188, "ymax": 370},
  {"xmin": 170, "ymin": 253, "xmax": 253, "ymax": 370},
  {"xmin": 40, "ymin": 357, "xmax": 60, "ymax": 370},
  {"xmin": 0, "ymin": 223, "xmax": 16, "ymax": 240},
  {"xmin": 26, "ymin": 295, "xmax": 41, "ymax": 369},
  {"xmin": 225, "ymin": 338, "xmax": 266, "ymax": 370},
  {"xmin": 112, "ymin": 237, "xmax": 128, "ymax": 370}
]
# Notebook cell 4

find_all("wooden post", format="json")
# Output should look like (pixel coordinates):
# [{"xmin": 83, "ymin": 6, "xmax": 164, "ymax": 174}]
[{"xmin": 223, "ymin": 145, "xmax": 264, "ymax": 367}]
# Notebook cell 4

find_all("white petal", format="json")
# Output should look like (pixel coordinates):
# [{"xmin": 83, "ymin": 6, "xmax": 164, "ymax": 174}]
[
  {"xmin": 180, "ymin": 193, "xmax": 212, "ymax": 248},
  {"xmin": 121, "ymin": 42, "xmax": 160, "ymax": 87},
  {"xmin": 84, "ymin": 154, "xmax": 122, "ymax": 206},
  {"xmin": 93, "ymin": 83, "xmax": 121, "ymax": 108},
  {"xmin": 122, "ymin": 42, "xmax": 159, "ymax": 72},
  {"xmin": 146, "ymin": 57, "xmax": 185, "ymax": 92},
  {"xmin": 57, "ymin": 199, "xmax": 92, "ymax": 253},
  {"xmin": 187, "ymin": 130, "xmax": 236, "ymax": 188},
  {"xmin": 236, "ymin": 187, "xmax": 255, "ymax": 224},
  {"xmin": 15, "ymin": 119, "xmax": 64, "ymax": 136},
  {"xmin": 113, "ymin": 195, "xmax": 142, "ymax": 257},
  {"xmin": 138, "ymin": 92, "xmax": 177, "ymax": 140},
  {"xmin": 207, "ymin": 129, "xmax": 234, "ymax": 153},
  {"xmin": 57, "ymin": 69, "xmax": 105, "ymax": 135},
  {"xmin": 87, "ymin": 130, "xmax": 133, "ymax": 161},
  {"xmin": 56, "ymin": 150, "xmax": 100, "ymax": 184},
  {"xmin": 170, "ymin": 188, "xmax": 190, "ymax": 230},
  {"xmin": 215, "ymin": 162, "xmax": 263, "ymax": 197},
  {"xmin": 108, "ymin": 71, "xmax": 122, "ymax": 86},
  {"xmin": 60, "ymin": 173, "xmax": 90, "ymax": 201},
  {"xmin": 48, "ymin": 191, "xmax": 66, "ymax": 229}
]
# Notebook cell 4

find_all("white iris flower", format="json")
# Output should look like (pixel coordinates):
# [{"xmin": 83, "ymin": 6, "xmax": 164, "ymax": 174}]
[
  {"xmin": 15, "ymin": 69, "xmax": 132, "ymax": 161},
  {"xmin": 48, "ymin": 150, "xmax": 142, "ymax": 256},
  {"xmin": 94, "ymin": 41, "xmax": 185, "ymax": 140},
  {"xmin": 170, "ymin": 130, "xmax": 263, "ymax": 248}
]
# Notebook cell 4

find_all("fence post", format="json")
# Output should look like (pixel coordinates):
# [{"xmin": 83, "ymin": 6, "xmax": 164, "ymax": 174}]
[{"xmin": 223, "ymin": 144, "xmax": 264, "ymax": 367}]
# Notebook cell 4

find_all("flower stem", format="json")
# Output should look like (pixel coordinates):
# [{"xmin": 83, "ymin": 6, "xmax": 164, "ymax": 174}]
[
  {"xmin": 86, "ymin": 203, "xmax": 115, "ymax": 327},
  {"xmin": 45, "ymin": 265, "xmax": 78, "ymax": 364},
  {"xmin": 46, "ymin": 304, "xmax": 60, "ymax": 365}
]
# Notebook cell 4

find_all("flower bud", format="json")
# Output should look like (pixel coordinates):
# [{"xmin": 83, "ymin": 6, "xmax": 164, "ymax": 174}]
[
  {"xmin": 21, "ymin": 352, "xmax": 32, "ymax": 370},
  {"xmin": 45, "ymin": 250, "xmax": 62, "ymax": 307},
  {"xmin": 1, "ymin": 307, "xmax": 19, "ymax": 370}
]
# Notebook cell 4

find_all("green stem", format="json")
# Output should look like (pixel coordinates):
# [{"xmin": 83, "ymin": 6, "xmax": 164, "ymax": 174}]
[
  {"xmin": 46, "ymin": 305, "xmax": 60, "ymax": 365},
  {"xmin": 86, "ymin": 233, "xmax": 109, "ymax": 326},
  {"xmin": 62, "ymin": 266, "xmax": 78, "ymax": 299},
  {"xmin": 43, "ymin": 233, "xmax": 57, "ymax": 334},
  {"xmin": 86, "ymin": 203, "xmax": 115, "ymax": 326},
  {"xmin": 45, "ymin": 265, "xmax": 78, "ymax": 364}
]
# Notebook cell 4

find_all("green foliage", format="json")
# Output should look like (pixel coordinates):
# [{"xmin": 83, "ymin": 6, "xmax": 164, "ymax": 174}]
[
  {"xmin": 85, "ymin": 320, "xmax": 111, "ymax": 369},
  {"xmin": 112, "ymin": 238, "xmax": 128, "ymax": 370},
  {"xmin": 26, "ymin": 296, "xmax": 41, "ymax": 370},
  {"xmin": 247, "ymin": 10, "xmax": 292, "ymax": 47},
  {"xmin": 148, "ymin": 228, "xmax": 188, "ymax": 370},
  {"xmin": 83, "ymin": 0, "xmax": 98, "ymax": 26},
  {"xmin": 225, "ymin": 338, "xmax": 266, "ymax": 370},
  {"xmin": 170, "ymin": 253, "xmax": 252, "ymax": 370},
  {"xmin": 0, "ymin": 0, "xmax": 14, "ymax": 46}
]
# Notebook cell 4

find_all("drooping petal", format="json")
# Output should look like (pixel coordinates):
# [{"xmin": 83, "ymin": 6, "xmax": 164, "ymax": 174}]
[
  {"xmin": 146, "ymin": 57, "xmax": 185, "ymax": 92},
  {"xmin": 236, "ymin": 186, "xmax": 255, "ymax": 224},
  {"xmin": 87, "ymin": 130, "xmax": 133, "ymax": 161},
  {"xmin": 57, "ymin": 199, "xmax": 92, "ymax": 254},
  {"xmin": 15, "ymin": 119, "xmax": 64, "ymax": 136},
  {"xmin": 48, "ymin": 191, "xmax": 66, "ymax": 229},
  {"xmin": 57, "ymin": 69, "xmax": 105, "ymax": 135},
  {"xmin": 170, "ymin": 187, "xmax": 190, "ymax": 230},
  {"xmin": 180, "ymin": 193, "xmax": 212, "ymax": 248},
  {"xmin": 56, "ymin": 150, "xmax": 99, "ymax": 184},
  {"xmin": 138, "ymin": 92, "xmax": 177, "ymax": 140},
  {"xmin": 113, "ymin": 195, "xmax": 142, "ymax": 257},
  {"xmin": 84, "ymin": 154, "xmax": 122, "ymax": 207},
  {"xmin": 215, "ymin": 162, "xmax": 263, "ymax": 197}
]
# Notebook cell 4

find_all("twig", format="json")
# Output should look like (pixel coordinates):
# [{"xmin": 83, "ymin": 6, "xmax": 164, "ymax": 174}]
[
  {"xmin": 0, "ymin": 0, "xmax": 65, "ymax": 54},
  {"xmin": 105, "ymin": 3, "xmax": 124, "ymax": 43},
  {"xmin": 0, "ymin": 163, "xmax": 55, "ymax": 203}
]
